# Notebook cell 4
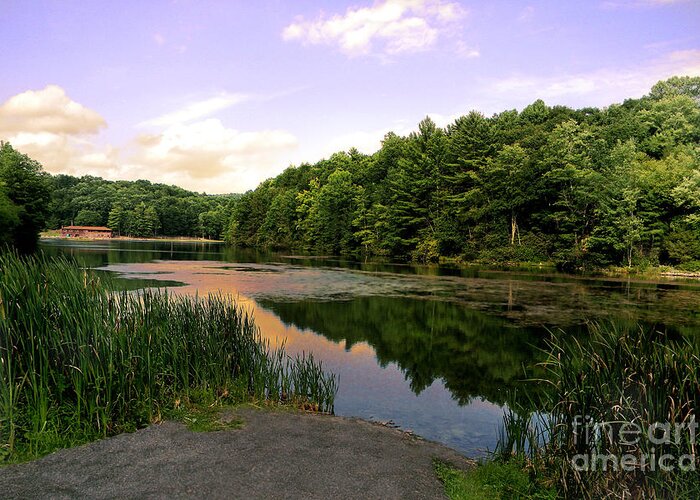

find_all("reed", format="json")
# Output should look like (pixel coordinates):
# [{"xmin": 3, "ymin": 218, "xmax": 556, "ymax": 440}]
[
  {"xmin": 0, "ymin": 252, "xmax": 337, "ymax": 462},
  {"xmin": 496, "ymin": 322, "xmax": 700, "ymax": 498}
]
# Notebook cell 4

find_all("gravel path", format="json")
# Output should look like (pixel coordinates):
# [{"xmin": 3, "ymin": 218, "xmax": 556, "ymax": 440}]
[{"xmin": 0, "ymin": 408, "xmax": 474, "ymax": 499}]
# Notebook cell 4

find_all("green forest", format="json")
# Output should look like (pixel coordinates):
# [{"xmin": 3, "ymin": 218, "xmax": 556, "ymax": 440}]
[
  {"xmin": 0, "ymin": 139, "xmax": 237, "ymax": 251},
  {"xmin": 2, "ymin": 76, "xmax": 700, "ymax": 269},
  {"xmin": 48, "ymin": 175, "xmax": 237, "ymax": 239},
  {"xmin": 227, "ymin": 76, "xmax": 700, "ymax": 270}
]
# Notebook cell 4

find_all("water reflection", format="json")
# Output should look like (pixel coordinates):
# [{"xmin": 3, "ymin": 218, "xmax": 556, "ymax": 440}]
[
  {"xmin": 258, "ymin": 297, "xmax": 546, "ymax": 407},
  {"xmin": 38, "ymin": 239, "xmax": 700, "ymax": 455},
  {"xmin": 248, "ymin": 300, "xmax": 512, "ymax": 455}
]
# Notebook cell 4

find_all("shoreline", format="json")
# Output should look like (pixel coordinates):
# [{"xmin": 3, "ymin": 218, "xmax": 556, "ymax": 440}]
[
  {"xmin": 40, "ymin": 233, "xmax": 224, "ymax": 244},
  {"xmin": 39, "ymin": 235, "xmax": 700, "ymax": 281}
]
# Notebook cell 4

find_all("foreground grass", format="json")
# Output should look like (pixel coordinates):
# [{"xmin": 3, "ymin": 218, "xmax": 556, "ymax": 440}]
[
  {"xmin": 438, "ymin": 322, "xmax": 700, "ymax": 499},
  {"xmin": 493, "ymin": 322, "xmax": 700, "ymax": 498},
  {"xmin": 434, "ymin": 460, "xmax": 555, "ymax": 500},
  {"xmin": 0, "ymin": 252, "xmax": 337, "ymax": 463}
]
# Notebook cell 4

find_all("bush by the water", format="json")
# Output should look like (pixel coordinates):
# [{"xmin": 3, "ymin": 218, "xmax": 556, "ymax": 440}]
[{"xmin": 0, "ymin": 252, "xmax": 337, "ymax": 462}]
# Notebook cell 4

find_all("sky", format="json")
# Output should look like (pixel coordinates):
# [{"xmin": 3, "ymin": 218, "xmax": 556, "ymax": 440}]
[{"xmin": 0, "ymin": 0, "xmax": 699, "ymax": 194}]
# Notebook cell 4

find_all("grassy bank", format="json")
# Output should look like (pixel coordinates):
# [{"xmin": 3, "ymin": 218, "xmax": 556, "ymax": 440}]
[
  {"xmin": 451, "ymin": 322, "xmax": 700, "ymax": 499},
  {"xmin": 0, "ymin": 252, "xmax": 337, "ymax": 463},
  {"xmin": 434, "ymin": 458, "xmax": 556, "ymax": 499},
  {"xmin": 445, "ymin": 255, "xmax": 700, "ymax": 279}
]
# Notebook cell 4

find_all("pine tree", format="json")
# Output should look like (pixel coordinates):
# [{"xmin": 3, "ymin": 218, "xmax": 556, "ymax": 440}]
[{"xmin": 107, "ymin": 204, "xmax": 125, "ymax": 236}]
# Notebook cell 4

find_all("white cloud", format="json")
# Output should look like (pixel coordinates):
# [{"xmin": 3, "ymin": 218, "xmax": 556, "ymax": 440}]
[
  {"xmin": 129, "ymin": 94, "xmax": 299, "ymax": 192},
  {"xmin": 138, "ymin": 93, "xmax": 250, "ymax": 128},
  {"xmin": 0, "ymin": 85, "xmax": 105, "ymax": 136},
  {"xmin": 518, "ymin": 5, "xmax": 535, "ymax": 22},
  {"xmin": 0, "ymin": 85, "xmax": 116, "ymax": 175},
  {"xmin": 0, "ymin": 85, "xmax": 298, "ymax": 193},
  {"xmin": 455, "ymin": 40, "xmax": 480, "ymax": 59},
  {"xmin": 484, "ymin": 49, "xmax": 700, "ymax": 111},
  {"xmin": 282, "ymin": 0, "xmax": 470, "ymax": 57},
  {"xmin": 124, "ymin": 118, "xmax": 298, "ymax": 192}
]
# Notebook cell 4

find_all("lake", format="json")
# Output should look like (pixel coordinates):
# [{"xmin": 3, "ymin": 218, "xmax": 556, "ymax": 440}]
[{"xmin": 39, "ymin": 239, "xmax": 700, "ymax": 457}]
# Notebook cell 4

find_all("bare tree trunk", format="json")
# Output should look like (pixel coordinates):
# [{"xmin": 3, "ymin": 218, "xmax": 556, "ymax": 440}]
[
  {"xmin": 510, "ymin": 214, "xmax": 519, "ymax": 246},
  {"xmin": 627, "ymin": 244, "xmax": 633, "ymax": 268}
]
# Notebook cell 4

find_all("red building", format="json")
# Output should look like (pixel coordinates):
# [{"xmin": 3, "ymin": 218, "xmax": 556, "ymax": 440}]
[{"xmin": 60, "ymin": 226, "xmax": 113, "ymax": 239}]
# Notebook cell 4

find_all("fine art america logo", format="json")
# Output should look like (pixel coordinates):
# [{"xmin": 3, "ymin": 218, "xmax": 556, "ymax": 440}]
[{"xmin": 572, "ymin": 415, "xmax": 698, "ymax": 472}]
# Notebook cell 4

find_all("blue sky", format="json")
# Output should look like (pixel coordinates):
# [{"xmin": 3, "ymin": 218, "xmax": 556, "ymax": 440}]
[{"xmin": 0, "ymin": 0, "xmax": 698, "ymax": 193}]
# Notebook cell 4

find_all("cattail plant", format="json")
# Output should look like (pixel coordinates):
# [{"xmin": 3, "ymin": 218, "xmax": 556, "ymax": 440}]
[
  {"xmin": 0, "ymin": 252, "xmax": 337, "ymax": 462},
  {"xmin": 496, "ymin": 322, "xmax": 700, "ymax": 498}
]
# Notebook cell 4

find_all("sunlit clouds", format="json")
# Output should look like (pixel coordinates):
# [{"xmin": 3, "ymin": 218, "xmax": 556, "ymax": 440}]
[
  {"xmin": 0, "ymin": 85, "xmax": 105, "ymax": 135},
  {"xmin": 0, "ymin": 86, "xmax": 298, "ymax": 193},
  {"xmin": 129, "ymin": 93, "xmax": 299, "ymax": 192},
  {"xmin": 127, "ymin": 118, "xmax": 298, "ymax": 191},
  {"xmin": 0, "ymin": 85, "xmax": 116, "ymax": 175}
]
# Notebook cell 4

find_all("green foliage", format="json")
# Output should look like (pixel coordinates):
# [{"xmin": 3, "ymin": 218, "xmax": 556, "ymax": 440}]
[
  {"xmin": 0, "ymin": 142, "xmax": 51, "ymax": 251},
  {"xmin": 222, "ymin": 77, "xmax": 700, "ymax": 270},
  {"xmin": 677, "ymin": 260, "xmax": 700, "ymax": 272},
  {"xmin": 434, "ymin": 459, "xmax": 555, "ymax": 500},
  {"xmin": 665, "ymin": 225, "xmax": 700, "ymax": 263},
  {"xmin": 198, "ymin": 206, "xmax": 228, "ymax": 240},
  {"xmin": 434, "ymin": 460, "xmax": 499, "ymax": 500},
  {"xmin": 496, "ymin": 322, "xmax": 700, "ymax": 498},
  {"xmin": 638, "ymin": 95, "xmax": 700, "ymax": 157},
  {"xmin": 162, "ymin": 388, "xmax": 244, "ymax": 433},
  {"xmin": 107, "ymin": 203, "xmax": 126, "ymax": 235},
  {"xmin": 74, "ymin": 209, "xmax": 103, "ymax": 227},
  {"xmin": 648, "ymin": 76, "xmax": 700, "ymax": 102},
  {"xmin": 589, "ymin": 141, "xmax": 646, "ymax": 267},
  {"xmin": 0, "ymin": 184, "xmax": 20, "ymax": 246},
  {"xmin": 0, "ymin": 252, "xmax": 337, "ymax": 462},
  {"xmin": 296, "ymin": 167, "xmax": 360, "ymax": 253},
  {"xmin": 48, "ymin": 174, "xmax": 237, "ymax": 239},
  {"xmin": 126, "ymin": 202, "xmax": 160, "ymax": 237}
]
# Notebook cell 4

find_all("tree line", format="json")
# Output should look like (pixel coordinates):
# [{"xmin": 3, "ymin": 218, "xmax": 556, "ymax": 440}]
[
  {"xmin": 48, "ymin": 175, "xmax": 237, "ymax": 239},
  {"xmin": 2, "ymin": 76, "xmax": 699, "ymax": 269},
  {"xmin": 0, "ymin": 142, "xmax": 237, "ymax": 250},
  {"xmin": 226, "ymin": 76, "xmax": 700, "ymax": 270}
]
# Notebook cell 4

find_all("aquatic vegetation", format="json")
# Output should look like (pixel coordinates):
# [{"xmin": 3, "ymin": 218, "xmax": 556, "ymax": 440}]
[
  {"xmin": 0, "ymin": 252, "xmax": 337, "ymax": 462},
  {"xmin": 496, "ymin": 322, "xmax": 700, "ymax": 498}
]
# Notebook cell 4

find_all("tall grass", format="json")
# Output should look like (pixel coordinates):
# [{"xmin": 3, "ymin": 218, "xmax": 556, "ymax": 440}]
[
  {"xmin": 496, "ymin": 323, "xmax": 700, "ymax": 498},
  {"xmin": 0, "ymin": 252, "xmax": 337, "ymax": 461}
]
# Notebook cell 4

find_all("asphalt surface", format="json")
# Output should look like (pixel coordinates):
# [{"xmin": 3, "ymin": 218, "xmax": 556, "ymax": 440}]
[{"xmin": 0, "ymin": 408, "xmax": 474, "ymax": 499}]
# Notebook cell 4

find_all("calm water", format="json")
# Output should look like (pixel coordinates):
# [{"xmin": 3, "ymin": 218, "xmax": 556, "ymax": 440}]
[{"xmin": 39, "ymin": 239, "xmax": 700, "ymax": 456}]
